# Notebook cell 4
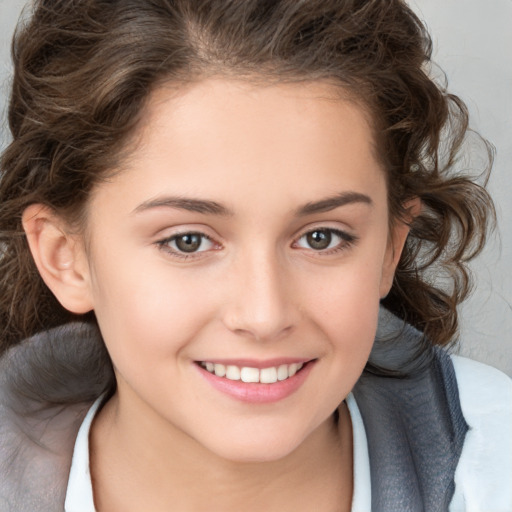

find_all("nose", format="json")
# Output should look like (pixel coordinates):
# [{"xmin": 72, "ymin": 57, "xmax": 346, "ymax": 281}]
[{"xmin": 221, "ymin": 249, "xmax": 299, "ymax": 342}]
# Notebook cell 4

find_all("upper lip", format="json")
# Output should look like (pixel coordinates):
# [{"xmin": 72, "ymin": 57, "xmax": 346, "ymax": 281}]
[{"xmin": 195, "ymin": 358, "xmax": 314, "ymax": 369}]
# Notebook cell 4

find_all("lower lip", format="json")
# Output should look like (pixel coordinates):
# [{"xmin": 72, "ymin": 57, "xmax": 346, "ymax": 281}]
[{"xmin": 196, "ymin": 361, "xmax": 315, "ymax": 404}]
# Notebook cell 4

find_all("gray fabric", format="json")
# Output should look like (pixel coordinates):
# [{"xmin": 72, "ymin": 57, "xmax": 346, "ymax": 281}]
[
  {"xmin": 0, "ymin": 323, "xmax": 112, "ymax": 511},
  {"xmin": 353, "ymin": 309, "xmax": 468, "ymax": 511},
  {"xmin": 0, "ymin": 309, "xmax": 467, "ymax": 511}
]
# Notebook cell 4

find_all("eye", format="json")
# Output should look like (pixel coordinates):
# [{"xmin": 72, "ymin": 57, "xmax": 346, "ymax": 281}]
[
  {"xmin": 157, "ymin": 232, "xmax": 216, "ymax": 256},
  {"xmin": 294, "ymin": 228, "xmax": 356, "ymax": 252}
]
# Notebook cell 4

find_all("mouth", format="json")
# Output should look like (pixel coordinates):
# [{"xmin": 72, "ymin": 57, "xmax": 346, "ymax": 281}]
[
  {"xmin": 195, "ymin": 359, "xmax": 315, "ymax": 403},
  {"xmin": 198, "ymin": 361, "xmax": 306, "ymax": 384}
]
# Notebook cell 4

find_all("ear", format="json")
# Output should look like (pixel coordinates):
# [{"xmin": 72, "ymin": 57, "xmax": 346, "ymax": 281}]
[
  {"xmin": 22, "ymin": 204, "xmax": 93, "ymax": 314},
  {"xmin": 379, "ymin": 198, "xmax": 421, "ymax": 298}
]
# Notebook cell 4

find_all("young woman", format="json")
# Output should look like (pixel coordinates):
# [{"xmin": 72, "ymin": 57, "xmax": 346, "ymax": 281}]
[{"xmin": 0, "ymin": 1, "xmax": 510, "ymax": 510}]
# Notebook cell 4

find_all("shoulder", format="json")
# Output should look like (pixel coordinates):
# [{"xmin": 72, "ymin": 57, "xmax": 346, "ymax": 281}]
[
  {"xmin": 451, "ymin": 355, "xmax": 512, "ymax": 431},
  {"xmin": 449, "ymin": 355, "xmax": 512, "ymax": 511},
  {"xmin": 452, "ymin": 354, "xmax": 512, "ymax": 393}
]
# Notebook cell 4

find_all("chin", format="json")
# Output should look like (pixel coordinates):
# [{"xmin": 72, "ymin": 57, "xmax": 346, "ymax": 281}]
[
  {"xmin": 196, "ymin": 418, "xmax": 325, "ymax": 464},
  {"xmin": 213, "ymin": 438, "xmax": 302, "ymax": 464}
]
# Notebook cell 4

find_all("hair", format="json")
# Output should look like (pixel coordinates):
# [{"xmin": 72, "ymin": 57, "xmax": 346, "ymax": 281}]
[{"xmin": 0, "ymin": 0, "xmax": 495, "ymax": 356}]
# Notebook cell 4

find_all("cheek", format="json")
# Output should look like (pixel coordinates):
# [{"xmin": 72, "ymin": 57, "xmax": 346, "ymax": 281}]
[
  {"xmin": 315, "ymin": 272, "xmax": 380, "ymax": 347},
  {"xmin": 292, "ymin": 263, "xmax": 381, "ymax": 423},
  {"xmin": 308, "ymin": 242, "xmax": 386, "ymax": 312},
  {"xmin": 87, "ymin": 245, "xmax": 217, "ymax": 368},
  {"xmin": 301, "ymin": 250, "xmax": 385, "ymax": 357}
]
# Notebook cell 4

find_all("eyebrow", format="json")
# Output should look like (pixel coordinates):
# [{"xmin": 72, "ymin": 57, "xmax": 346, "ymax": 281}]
[
  {"xmin": 295, "ymin": 192, "xmax": 373, "ymax": 216},
  {"xmin": 133, "ymin": 197, "xmax": 234, "ymax": 216},
  {"xmin": 133, "ymin": 191, "xmax": 372, "ymax": 217}
]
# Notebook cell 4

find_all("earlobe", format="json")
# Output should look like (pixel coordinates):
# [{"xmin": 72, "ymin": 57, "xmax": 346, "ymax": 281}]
[
  {"xmin": 22, "ymin": 204, "xmax": 93, "ymax": 314},
  {"xmin": 379, "ymin": 198, "xmax": 421, "ymax": 298}
]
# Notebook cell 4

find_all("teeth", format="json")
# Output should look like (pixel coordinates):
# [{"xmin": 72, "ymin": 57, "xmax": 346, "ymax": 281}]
[
  {"xmin": 260, "ymin": 367, "xmax": 277, "ymax": 384},
  {"xmin": 201, "ymin": 361, "xmax": 306, "ymax": 383},
  {"xmin": 225, "ymin": 365, "xmax": 241, "ymax": 381},
  {"xmin": 241, "ymin": 367, "xmax": 260, "ymax": 383},
  {"xmin": 277, "ymin": 364, "xmax": 288, "ymax": 381},
  {"xmin": 214, "ymin": 363, "xmax": 226, "ymax": 377}
]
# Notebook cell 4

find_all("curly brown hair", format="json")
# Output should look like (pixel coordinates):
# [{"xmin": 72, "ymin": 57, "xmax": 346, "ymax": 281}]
[{"xmin": 0, "ymin": 0, "xmax": 495, "ymax": 355}]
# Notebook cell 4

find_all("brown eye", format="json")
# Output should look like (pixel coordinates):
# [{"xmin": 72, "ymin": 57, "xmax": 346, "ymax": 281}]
[
  {"xmin": 159, "ymin": 232, "xmax": 215, "ymax": 255},
  {"xmin": 306, "ymin": 230, "xmax": 332, "ymax": 250},
  {"xmin": 295, "ymin": 227, "xmax": 356, "ymax": 253},
  {"xmin": 175, "ymin": 233, "xmax": 203, "ymax": 252}
]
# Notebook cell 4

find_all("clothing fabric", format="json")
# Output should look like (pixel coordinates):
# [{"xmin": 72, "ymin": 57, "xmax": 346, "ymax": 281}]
[
  {"xmin": 65, "ymin": 398, "xmax": 102, "ymax": 512},
  {"xmin": 1, "ymin": 308, "xmax": 511, "ymax": 511},
  {"xmin": 63, "ymin": 357, "xmax": 512, "ymax": 512}
]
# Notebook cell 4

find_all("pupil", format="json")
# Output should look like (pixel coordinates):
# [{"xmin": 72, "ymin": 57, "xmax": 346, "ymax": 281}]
[
  {"xmin": 307, "ymin": 230, "xmax": 331, "ymax": 250},
  {"xmin": 176, "ymin": 234, "xmax": 201, "ymax": 252}
]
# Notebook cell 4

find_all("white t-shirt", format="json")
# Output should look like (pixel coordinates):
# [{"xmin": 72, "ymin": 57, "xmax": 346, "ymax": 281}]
[{"xmin": 64, "ymin": 356, "xmax": 512, "ymax": 512}]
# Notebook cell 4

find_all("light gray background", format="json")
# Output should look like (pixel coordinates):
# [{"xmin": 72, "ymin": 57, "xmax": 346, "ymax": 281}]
[{"xmin": 1, "ymin": 0, "xmax": 511, "ymax": 375}]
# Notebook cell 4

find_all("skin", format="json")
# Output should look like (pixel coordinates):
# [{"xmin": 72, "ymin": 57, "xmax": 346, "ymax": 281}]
[{"xmin": 23, "ymin": 79, "xmax": 411, "ymax": 511}]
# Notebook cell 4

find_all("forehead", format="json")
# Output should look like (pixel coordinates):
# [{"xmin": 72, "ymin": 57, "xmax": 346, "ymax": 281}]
[
  {"xmin": 92, "ymin": 78, "xmax": 385, "ymax": 218},
  {"xmin": 139, "ymin": 78, "xmax": 377, "ymax": 160}
]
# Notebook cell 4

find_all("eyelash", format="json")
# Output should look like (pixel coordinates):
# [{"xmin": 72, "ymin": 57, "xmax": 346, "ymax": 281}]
[
  {"xmin": 156, "ymin": 227, "xmax": 357, "ymax": 259},
  {"xmin": 293, "ymin": 228, "xmax": 358, "ymax": 255},
  {"xmin": 156, "ymin": 232, "xmax": 218, "ymax": 260}
]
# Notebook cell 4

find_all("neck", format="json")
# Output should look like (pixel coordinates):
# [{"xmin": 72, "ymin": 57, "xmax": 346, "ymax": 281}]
[{"xmin": 90, "ymin": 393, "xmax": 353, "ymax": 512}]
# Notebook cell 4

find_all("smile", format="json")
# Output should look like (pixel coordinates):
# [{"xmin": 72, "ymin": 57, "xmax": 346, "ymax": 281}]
[
  {"xmin": 199, "ymin": 362, "xmax": 304, "ymax": 384},
  {"xmin": 196, "ymin": 359, "xmax": 315, "ymax": 403}
]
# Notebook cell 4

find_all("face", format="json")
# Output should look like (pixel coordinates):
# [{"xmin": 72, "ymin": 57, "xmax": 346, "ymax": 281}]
[{"xmin": 77, "ymin": 79, "xmax": 405, "ymax": 462}]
